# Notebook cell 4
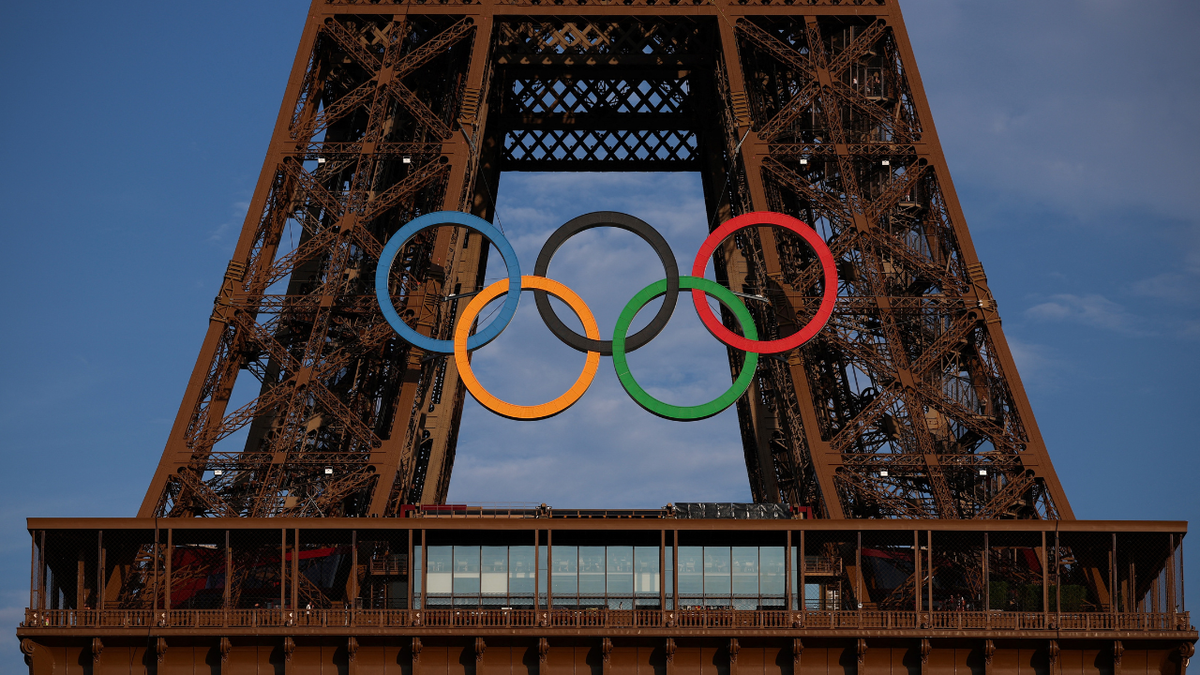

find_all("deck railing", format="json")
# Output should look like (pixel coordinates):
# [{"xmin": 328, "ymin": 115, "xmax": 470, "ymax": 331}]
[{"xmin": 22, "ymin": 608, "xmax": 1191, "ymax": 632}]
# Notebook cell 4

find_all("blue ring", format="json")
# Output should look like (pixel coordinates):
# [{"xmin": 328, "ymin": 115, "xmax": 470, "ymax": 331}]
[{"xmin": 375, "ymin": 211, "xmax": 521, "ymax": 354}]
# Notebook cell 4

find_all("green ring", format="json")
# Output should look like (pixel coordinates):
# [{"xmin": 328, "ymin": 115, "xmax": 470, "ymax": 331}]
[{"xmin": 613, "ymin": 276, "xmax": 759, "ymax": 421}]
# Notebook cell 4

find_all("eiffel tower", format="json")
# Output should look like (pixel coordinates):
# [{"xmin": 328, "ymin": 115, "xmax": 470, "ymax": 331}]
[
  {"xmin": 138, "ymin": 0, "xmax": 1070, "ymax": 523},
  {"xmin": 18, "ymin": 1, "xmax": 1194, "ymax": 673}
]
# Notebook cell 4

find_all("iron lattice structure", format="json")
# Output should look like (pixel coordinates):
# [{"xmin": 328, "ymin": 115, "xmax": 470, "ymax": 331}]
[{"xmin": 140, "ymin": 0, "xmax": 1072, "ymax": 522}]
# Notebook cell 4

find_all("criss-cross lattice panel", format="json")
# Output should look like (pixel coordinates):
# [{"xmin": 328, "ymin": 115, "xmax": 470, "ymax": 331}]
[
  {"xmin": 503, "ymin": 128, "xmax": 697, "ymax": 169},
  {"xmin": 510, "ymin": 77, "xmax": 690, "ymax": 115},
  {"xmin": 496, "ymin": 19, "xmax": 709, "ymax": 58}
]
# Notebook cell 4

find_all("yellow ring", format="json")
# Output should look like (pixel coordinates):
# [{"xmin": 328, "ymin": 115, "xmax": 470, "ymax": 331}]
[{"xmin": 455, "ymin": 276, "xmax": 601, "ymax": 421}]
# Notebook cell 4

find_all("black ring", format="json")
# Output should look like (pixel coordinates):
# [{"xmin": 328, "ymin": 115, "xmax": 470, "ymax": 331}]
[{"xmin": 534, "ymin": 211, "xmax": 680, "ymax": 355}]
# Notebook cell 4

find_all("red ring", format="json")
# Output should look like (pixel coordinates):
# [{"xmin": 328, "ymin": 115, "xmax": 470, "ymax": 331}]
[{"xmin": 691, "ymin": 211, "xmax": 837, "ymax": 354}]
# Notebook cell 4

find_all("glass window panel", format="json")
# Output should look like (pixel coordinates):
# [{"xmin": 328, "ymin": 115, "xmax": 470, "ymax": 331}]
[
  {"xmin": 427, "ymin": 546, "xmax": 452, "ymax": 595},
  {"xmin": 412, "ymin": 544, "xmax": 423, "ymax": 609},
  {"xmin": 481, "ymin": 546, "xmax": 507, "ymax": 595},
  {"xmin": 552, "ymin": 545, "xmax": 578, "ymax": 597},
  {"xmin": 453, "ymin": 545, "xmax": 480, "ymax": 595},
  {"xmin": 387, "ymin": 580, "xmax": 406, "ymax": 609},
  {"xmin": 677, "ymin": 546, "xmax": 702, "ymax": 596},
  {"xmin": 732, "ymin": 546, "xmax": 758, "ymax": 596},
  {"xmin": 579, "ymin": 546, "xmax": 606, "ymax": 596},
  {"xmin": 608, "ymin": 546, "xmax": 633, "ymax": 597},
  {"xmin": 805, "ymin": 583, "xmax": 821, "ymax": 610},
  {"xmin": 704, "ymin": 547, "xmax": 731, "ymax": 597},
  {"xmin": 760, "ymin": 546, "xmax": 785, "ymax": 597},
  {"xmin": 509, "ymin": 546, "xmax": 535, "ymax": 596},
  {"xmin": 538, "ymin": 545, "xmax": 548, "ymax": 597},
  {"xmin": 634, "ymin": 546, "xmax": 659, "ymax": 595},
  {"xmin": 733, "ymin": 597, "xmax": 758, "ymax": 610}
]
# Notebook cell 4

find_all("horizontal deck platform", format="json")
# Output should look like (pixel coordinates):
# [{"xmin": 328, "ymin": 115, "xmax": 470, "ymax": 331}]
[
  {"xmin": 20, "ymin": 607, "xmax": 1194, "ymax": 639},
  {"xmin": 17, "ymin": 517, "xmax": 1196, "ymax": 674}
]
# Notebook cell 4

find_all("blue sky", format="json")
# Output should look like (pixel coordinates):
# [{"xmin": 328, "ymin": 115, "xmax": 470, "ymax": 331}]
[{"xmin": 1, "ymin": 1, "xmax": 1197, "ymax": 669}]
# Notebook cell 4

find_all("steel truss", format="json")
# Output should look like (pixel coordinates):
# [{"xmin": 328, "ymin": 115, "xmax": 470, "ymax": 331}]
[{"xmin": 140, "ymin": 0, "xmax": 1072, "ymax": 522}]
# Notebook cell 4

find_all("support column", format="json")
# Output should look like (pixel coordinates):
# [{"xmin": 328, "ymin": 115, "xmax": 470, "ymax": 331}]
[
  {"xmin": 714, "ymin": 12, "xmax": 843, "ymax": 515},
  {"xmin": 137, "ymin": 5, "xmax": 325, "ymax": 518}
]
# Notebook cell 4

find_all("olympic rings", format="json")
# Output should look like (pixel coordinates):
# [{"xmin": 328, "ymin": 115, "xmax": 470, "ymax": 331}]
[
  {"xmin": 691, "ymin": 211, "xmax": 838, "ymax": 354},
  {"xmin": 533, "ymin": 211, "xmax": 679, "ymax": 356},
  {"xmin": 376, "ymin": 211, "xmax": 522, "ymax": 354},
  {"xmin": 455, "ymin": 276, "xmax": 601, "ymax": 421},
  {"xmin": 375, "ymin": 210, "xmax": 837, "ymax": 422},
  {"xmin": 613, "ymin": 277, "xmax": 759, "ymax": 421}
]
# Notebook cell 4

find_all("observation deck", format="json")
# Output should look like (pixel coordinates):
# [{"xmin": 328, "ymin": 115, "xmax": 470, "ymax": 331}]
[{"xmin": 17, "ymin": 515, "xmax": 1196, "ymax": 674}]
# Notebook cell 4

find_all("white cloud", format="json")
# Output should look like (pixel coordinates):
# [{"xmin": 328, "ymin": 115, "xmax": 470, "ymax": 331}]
[
  {"xmin": 1130, "ymin": 272, "xmax": 1200, "ymax": 304},
  {"xmin": 208, "ymin": 199, "xmax": 250, "ymax": 243},
  {"xmin": 1024, "ymin": 293, "xmax": 1150, "ymax": 336},
  {"xmin": 1005, "ymin": 337, "xmax": 1066, "ymax": 390}
]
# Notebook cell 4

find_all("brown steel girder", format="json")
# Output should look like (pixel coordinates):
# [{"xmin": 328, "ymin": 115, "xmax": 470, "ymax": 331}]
[{"xmin": 140, "ymin": 0, "xmax": 1073, "ymax": 524}]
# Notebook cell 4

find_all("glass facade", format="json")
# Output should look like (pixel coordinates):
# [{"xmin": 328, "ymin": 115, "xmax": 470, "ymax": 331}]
[
  {"xmin": 424, "ymin": 545, "xmax": 538, "ymax": 608},
  {"xmin": 549, "ymin": 545, "xmax": 660, "ymax": 608},
  {"xmin": 679, "ymin": 546, "xmax": 785, "ymax": 609},
  {"xmin": 417, "ymin": 542, "xmax": 787, "ymax": 610}
]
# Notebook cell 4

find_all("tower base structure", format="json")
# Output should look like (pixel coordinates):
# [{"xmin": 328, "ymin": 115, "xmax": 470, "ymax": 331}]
[{"xmin": 19, "ymin": 514, "xmax": 1195, "ymax": 674}]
